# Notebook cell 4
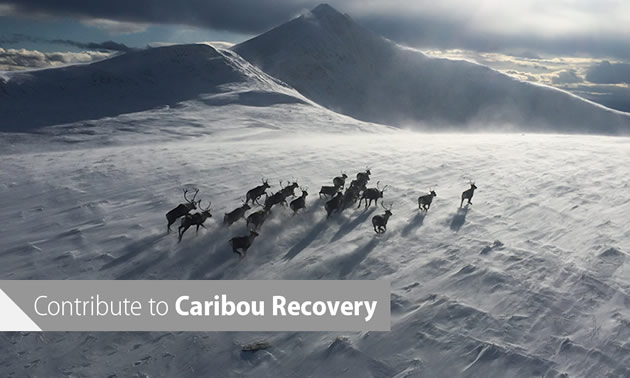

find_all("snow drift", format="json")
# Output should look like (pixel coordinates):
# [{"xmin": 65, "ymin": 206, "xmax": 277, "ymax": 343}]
[
  {"xmin": 0, "ymin": 44, "xmax": 307, "ymax": 131},
  {"xmin": 234, "ymin": 4, "xmax": 630, "ymax": 135}
]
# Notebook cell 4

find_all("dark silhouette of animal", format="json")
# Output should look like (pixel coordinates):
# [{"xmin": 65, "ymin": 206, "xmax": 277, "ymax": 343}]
[
  {"xmin": 325, "ymin": 192, "xmax": 344, "ymax": 218},
  {"xmin": 342, "ymin": 185, "xmax": 362, "ymax": 209},
  {"xmin": 359, "ymin": 181, "xmax": 388, "ymax": 208},
  {"xmin": 178, "ymin": 201, "xmax": 212, "ymax": 242},
  {"xmin": 348, "ymin": 179, "xmax": 367, "ymax": 193},
  {"xmin": 246, "ymin": 179, "xmax": 270, "ymax": 205},
  {"xmin": 372, "ymin": 203, "xmax": 393, "ymax": 234},
  {"xmin": 333, "ymin": 172, "xmax": 348, "ymax": 189},
  {"xmin": 224, "ymin": 202, "xmax": 251, "ymax": 226},
  {"xmin": 229, "ymin": 231, "xmax": 259, "ymax": 258},
  {"xmin": 279, "ymin": 180, "xmax": 299, "ymax": 200},
  {"xmin": 418, "ymin": 189, "xmax": 437, "ymax": 211},
  {"xmin": 319, "ymin": 185, "xmax": 340, "ymax": 198},
  {"xmin": 356, "ymin": 168, "xmax": 371, "ymax": 187},
  {"xmin": 460, "ymin": 182, "xmax": 477, "ymax": 207},
  {"xmin": 246, "ymin": 209, "xmax": 269, "ymax": 231},
  {"xmin": 264, "ymin": 191, "xmax": 285, "ymax": 212},
  {"xmin": 290, "ymin": 187, "xmax": 308, "ymax": 214},
  {"xmin": 166, "ymin": 188, "xmax": 199, "ymax": 233}
]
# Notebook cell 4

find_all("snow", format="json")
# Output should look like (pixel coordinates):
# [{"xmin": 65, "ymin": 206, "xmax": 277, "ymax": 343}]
[
  {"xmin": 0, "ymin": 44, "xmax": 311, "ymax": 132},
  {"xmin": 234, "ymin": 4, "xmax": 630, "ymax": 135},
  {"xmin": 1, "ymin": 109, "xmax": 630, "ymax": 376}
]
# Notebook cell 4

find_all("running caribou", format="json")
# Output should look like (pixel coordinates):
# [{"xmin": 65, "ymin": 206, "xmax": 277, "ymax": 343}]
[
  {"xmin": 178, "ymin": 201, "xmax": 212, "ymax": 242},
  {"xmin": 224, "ymin": 202, "xmax": 251, "ymax": 226},
  {"xmin": 290, "ymin": 187, "xmax": 309, "ymax": 214},
  {"xmin": 418, "ymin": 189, "xmax": 437, "ymax": 211},
  {"xmin": 372, "ymin": 203, "xmax": 393, "ymax": 234},
  {"xmin": 229, "ymin": 231, "xmax": 259, "ymax": 258},
  {"xmin": 246, "ymin": 179, "xmax": 270, "ymax": 205},
  {"xmin": 166, "ymin": 188, "xmax": 199, "ymax": 233},
  {"xmin": 460, "ymin": 181, "xmax": 477, "ymax": 208},
  {"xmin": 333, "ymin": 172, "xmax": 348, "ymax": 189},
  {"xmin": 358, "ymin": 181, "xmax": 388, "ymax": 208}
]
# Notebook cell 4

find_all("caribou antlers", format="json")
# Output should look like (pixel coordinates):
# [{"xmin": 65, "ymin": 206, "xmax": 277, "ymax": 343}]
[{"xmin": 166, "ymin": 188, "xmax": 200, "ymax": 233}]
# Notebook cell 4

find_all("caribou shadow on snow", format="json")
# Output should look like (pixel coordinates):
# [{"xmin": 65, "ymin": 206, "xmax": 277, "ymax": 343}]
[
  {"xmin": 338, "ymin": 237, "xmax": 381, "ymax": 279},
  {"xmin": 330, "ymin": 207, "xmax": 376, "ymax": 242},
  {"xmin": 283, "ymin": 219, "xmax": 329, "ymax": 261},
  {"xmin": 450, "ymin": 206, "xmax": 469, "ymax": 232},
  {"xmin": 401, "ymin": 212, "xmax": 426, "ymax": 237}
]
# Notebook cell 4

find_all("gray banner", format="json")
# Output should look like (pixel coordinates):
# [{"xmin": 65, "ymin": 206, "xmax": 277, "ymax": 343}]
[{"xmin": 0, "ymin": 280, "xmax": 390, "ymax": 331}]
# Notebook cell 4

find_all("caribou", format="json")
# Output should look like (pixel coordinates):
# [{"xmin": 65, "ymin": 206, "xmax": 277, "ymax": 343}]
[
  {"xmin": 229, "ymin": 231, "xmax": 260, "ymax": 258},
  {"xmin": 246, "ymin": 209, "xmax": 269, "ymax": 231},
  {"xmin": 325, "ymin": 192, "xmax": 344, "ymax": 218},
  {"xmin": 418, "ymin": 189, "xmax": 437, "ymax": 211},
  {"xmin": 166, "ymin": 188, "xmax": 199, "ymax": 233},
  {"xmin": 264, "ymin": 191, "xmax": 285, "ymax": 212},
  {"xmin": 358, "ymin": 181, "xmax": 388, "ymax": 208},
  {"xmin": 460, "ymin": 181, "xmax": 477, "ymax": 208},
  {"xmin": 356, "ymin": 168, "xmax": 371, "ymax": 187},
  {"xmin": 372, "ymin": 203, "xmax": 393, "ymax": 234},
  {"xmin": 342, "ymin": 185, "xmax": 362, "ymax": 209},
  {"xmin": 279, "ymin": 180, "xmax": 299, "ymax": 200},
  {"xmin": 290, "ymin": 187, "xmax": 308, "ymax": 214},
  {"xmin": 319, "ymin": 185, "xmax": 340, "ymax": 198},
  {"xmin": 333, "ymin": 172, "xmax": 348, "ymax": 189},
  {"xmin": 246, "ymin": 179, "xmax": 270, "ymax": 205},
  {"xmin": 224, "ymin": 202, "xmax": 251, "ymax": 226},
  {"xmin": 178, "ymin": 201, "xmax": 212, "ymax": 242}
]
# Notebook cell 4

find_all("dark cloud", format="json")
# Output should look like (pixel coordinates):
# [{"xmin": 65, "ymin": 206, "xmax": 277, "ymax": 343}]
[
  {"xmin": 552, "ymin": 69, "xmax": 583, "ymax": 85},
  {"xmin": 0, "ymin": 33, "xmax": 132, "ymax": 52},
  {"xmin": 2, "ymin": 1, "xmax": 630, "ymax": 60},
  {"xmin": 361, "ymin": 15, "xmax": 630, "ymax": 60},
  {"xmin": 0, "ymin": 0, "xmax": 313, "ymax": 34},
  {"xmin": 586, "ymin": 61, "xmax": 630, "ymax": 84}
]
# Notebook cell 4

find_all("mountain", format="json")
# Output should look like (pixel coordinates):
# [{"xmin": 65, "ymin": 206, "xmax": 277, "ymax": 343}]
[
  {"xmin": 234, "ymin": 4, "xmax": 630, "ymax": 135},
  {"xmin": 0, "ymin": 44, "xmax": 308, "ymax": 131}
]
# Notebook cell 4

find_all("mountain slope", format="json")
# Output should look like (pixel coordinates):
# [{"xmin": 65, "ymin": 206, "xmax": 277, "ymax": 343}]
[
  {"xmin": 234, "ymin": 4, "xmax": 630, "ymax": 135},
  {"xmin": 0, "ymin": 44, "xmax": 308, "ymax": 131}
]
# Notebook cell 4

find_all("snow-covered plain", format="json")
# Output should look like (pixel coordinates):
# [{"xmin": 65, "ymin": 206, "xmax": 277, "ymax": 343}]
[{"xmin": 1, "ymin": 96, "xmax": 630, "ymax": 376}]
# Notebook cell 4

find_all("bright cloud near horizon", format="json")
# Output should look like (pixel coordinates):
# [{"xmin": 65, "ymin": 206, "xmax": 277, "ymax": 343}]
[{"xmin": 1, "ymin": 0, "xmax": 629, "ymax": 112}]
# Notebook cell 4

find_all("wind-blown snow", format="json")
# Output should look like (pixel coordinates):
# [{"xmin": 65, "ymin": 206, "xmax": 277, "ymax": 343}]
[
  {"xmin": 1, "ymin": 104, "xmax": 629, "ymax": 376},
  {"xmin": 234, "ymin": 4, "xmax": 630, "ymax": 135}
]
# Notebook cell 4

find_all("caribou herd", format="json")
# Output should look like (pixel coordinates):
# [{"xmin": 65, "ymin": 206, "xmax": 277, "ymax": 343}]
[{"xmin": 166, "ymin": 170, "xmax": 478, "ymax": 258}]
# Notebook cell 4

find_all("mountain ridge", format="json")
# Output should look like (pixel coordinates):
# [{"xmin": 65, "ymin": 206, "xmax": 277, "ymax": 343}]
[{"xmin": 0, "ymin": 44, "xmax": 308, "ymax": 131}]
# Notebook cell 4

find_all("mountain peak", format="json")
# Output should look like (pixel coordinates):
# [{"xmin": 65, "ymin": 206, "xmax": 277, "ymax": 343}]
[
  {"xmin": 310, "ymin": 3, "xmax": 341, "ymax": 17},
  {"xmin": 307, "ymin": 3, "xmax": 351, "ymax": 24}
]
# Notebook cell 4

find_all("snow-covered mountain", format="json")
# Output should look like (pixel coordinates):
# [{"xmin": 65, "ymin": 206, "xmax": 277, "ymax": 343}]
[
  {"xmin": 0, "ymin": 44, "xmax": 310, "ymax": 131},
  {"xmin": 234, "ymin": 4, "xmax": 630, "ymax": 135}
]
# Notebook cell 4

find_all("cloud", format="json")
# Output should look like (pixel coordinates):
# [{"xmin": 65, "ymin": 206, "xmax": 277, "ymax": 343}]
[
  {"xmin": 0, "ymin": 33, "xmax": 133, "ymax": 52},
  {"xmin": 80, "ymin": 18, "xmax": 150, "ymax": 35},
  {"xmin": 2, "ymin": 1, "xmax": 630, "ymax": 58},
  {"xmin": 586, "ymin": 61, "xmax": 630, "ymax": 84},
  {"xmin": 0, "ymin": 47, "xmax": 111, "ymax": 70},
  {"xmin": 552, "ymin": 69, "xmax": 583, "ymax": 85}
]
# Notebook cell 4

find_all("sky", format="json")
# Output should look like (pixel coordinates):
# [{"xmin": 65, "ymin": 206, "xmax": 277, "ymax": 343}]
[{"xmin": 1, "ymin": 0, "xmax": 629, "ymax": 112}]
